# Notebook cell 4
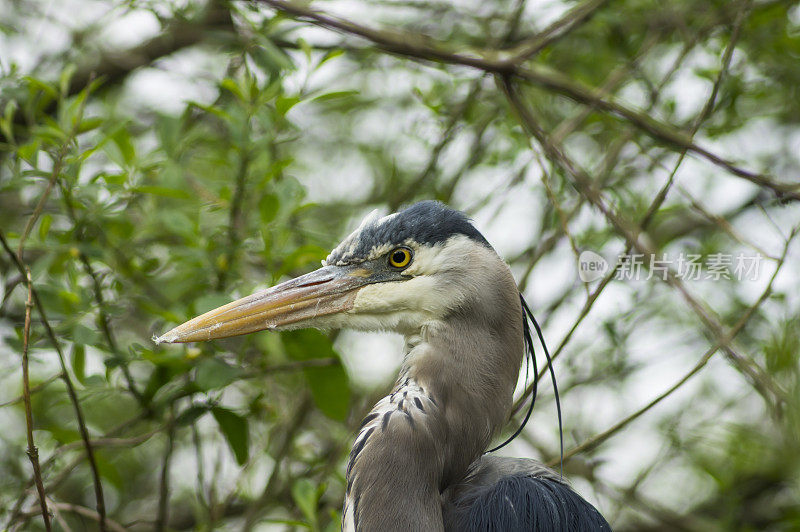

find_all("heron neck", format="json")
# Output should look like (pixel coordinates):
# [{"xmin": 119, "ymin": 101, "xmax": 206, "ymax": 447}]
[
  {"xmin": 344, "ymin": 276, "xmax": 524, "ymax": 531},
  {"xmin": 403, "ymin": 305, "xmax": 524, "ymax": 485}
]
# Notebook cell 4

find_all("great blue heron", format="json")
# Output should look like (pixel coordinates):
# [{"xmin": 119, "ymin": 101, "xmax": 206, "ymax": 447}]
[{"xmin": 156, "ymin": 201, "xmax": 610, "ymax": 531}]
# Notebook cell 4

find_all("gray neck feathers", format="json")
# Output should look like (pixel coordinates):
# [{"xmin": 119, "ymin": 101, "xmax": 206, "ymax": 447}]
[{"xmin": 344, "ymin": 252, "xmax": 523, "ymax": 531}]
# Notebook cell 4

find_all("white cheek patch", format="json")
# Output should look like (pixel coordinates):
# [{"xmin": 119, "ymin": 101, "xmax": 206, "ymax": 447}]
[
  {"xmin": 353, "ymin": 276, "xmax": 446, "ymax": 314},
  {"xmin": 352, "ymin": 239, "xmax": 478, "ymax": 323},
  {"xmin": 404, "ymin": 234, "xmax": 476, "ymax": 276}
]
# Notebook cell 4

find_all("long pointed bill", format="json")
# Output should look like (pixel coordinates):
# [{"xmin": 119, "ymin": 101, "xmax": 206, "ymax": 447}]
[{"xmin": 154, "ymin": 265, "xmax": 369, "ymax": 344}]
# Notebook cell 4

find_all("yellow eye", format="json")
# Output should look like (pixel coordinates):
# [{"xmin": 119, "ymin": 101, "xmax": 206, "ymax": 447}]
[{"xmin": 388, "ymin": 247, "xmax": 412, "ymax": 269}]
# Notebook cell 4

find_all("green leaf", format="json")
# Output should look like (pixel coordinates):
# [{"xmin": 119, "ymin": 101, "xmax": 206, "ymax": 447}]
[
  {"xmin": 249, "ymin": 41, "xmax": 294, "ymax": 75},
  {"xmin": 100, "ymin": 173, "xmax": 127, "ymax": 186},
  {"xmin": 71, "ymin": 344, "xmax": 86, "ymax": 384},
  {"xmin": 176, "ymin": 404, "xmax": 210, "ymax": 427},
  {"xmin": 220, "ymin": 78, "xmax": 246, "ymax": 102},
  {"xmin": 38, "ymin": 214, "xmax": 52, "ymax": 241},
  {"xmin": 259, "ymin": 193, "xmax": 280, "ymax": 224},
  {"xmin": 291, "ymin": 478, "xmax": 320, "ymax": 528},
  {"xmin": 316, "ymin": 49, "xmax": 344, "ymax": 68},
  {"xmin": 190, "ymin": 101, "xmax": 232, "ymax": 122},
  {"xmin": 312, "ymin": 90, "xmax": 359, "ymax": 102},
  {"xmin": 143, "ymin": 364, "xmax": 172, "ymax": 402},
  {"xmin": 304, "ymin": 363, "xmax": 350, "ymax": 421},
  {"xmin": 276, "ymin": 96, "xmax": 301, "ymax": 116},
  {"xmin": 323, "ymin": 512, "xmax": 342, "ymax": 532},
  {"xmin": 260, "ymin": 519, "xmax": 311, "ymax": 528},
  {"xmin": 111, "ymin": 127, "xmax": 135, "ymax": 166},
  {"xmin": 298, "ymin": 37, "xmax": 313, "ymax": 62},
  {"xmin": 283, "ymin": 329, "xmax": 331, "ymax": 362},
  {"xmin": 72, "ymin": 323, "xmax": 99, "ymax": 346},
  {"xmin": 194, "ymin": 294, "xmax": 233, "ymax": 315},
  {"xmin": 211, "ymin": 407, "xmax": 249, "ymax": 465},
  {"xmin": 24, "ymin": 76, "xmax": 58, "ymax": 100},
  {"xmin": 132, "ymin": 186, "xmax": 191, "ymax": 199},
  {"xmin": 195, "ymin": 358, "xmax": 241, "ymax": 391},
  {"xmin": 1, "ymin": 100, "xmax": 17, "ymax": 144},
  {"xmin": 76, "ymin": 117, "xmax": 103, "ymax": 133},
  {"xmin": 17, "ymin": 139, "xmax": 40, "ymax": 165},
  {"xmin": 283, "ymin": 330, "xmax": 351, "ymax": 421},
  {"xmin": 59, "ymin": 64, "xmax": 77, "ymax": 96},
  {"xmin": 33, "ymin": 124, "xmax": 68, "ymax": 144},
  {"xmin": 275, "ymin": 245, "xmax": 329, "ymax": 278}
]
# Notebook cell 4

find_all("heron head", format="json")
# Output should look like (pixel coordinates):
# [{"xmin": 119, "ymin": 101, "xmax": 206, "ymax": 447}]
[{"xmin": 154, "ymin": 200, "xmax": 499, "ymax": 343}]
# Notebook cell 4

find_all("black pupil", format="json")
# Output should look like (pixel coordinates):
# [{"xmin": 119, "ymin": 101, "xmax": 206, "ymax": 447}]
[{"xmin": 392, "ymin": 251, "xmax": 406, "ymax": 264}]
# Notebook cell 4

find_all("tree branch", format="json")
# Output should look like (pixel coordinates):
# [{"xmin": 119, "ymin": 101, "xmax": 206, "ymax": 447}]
[
  {"xmin": 553, "ymin": 227, "xmax": 795, "ymax": 462},
  {"xmin": 503, "ymin": 76, "xmax": 789, "ymax": 411},
  {"xmin": 0, "ymin": 231, "xmax": 108, "ymax": 532},
  {"xmin": 3, "ymin": 1, "xmax": 233, "ymax": 145},
  {"xmin": 256, "ymin": 0, "xmax": 799, "ymax": 202},
  {"xmin": 506, "ymin": 0, "xmax": 610, "ymax": 62},
  {"xmin": 20, "ymin": 268, "xmax": 51, "ymax": 532}
]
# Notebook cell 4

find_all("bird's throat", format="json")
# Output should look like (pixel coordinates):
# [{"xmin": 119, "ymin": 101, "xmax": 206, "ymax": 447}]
[{"xmin": 343, "ymin": 312, "xmax": 523, "ymax": 531}]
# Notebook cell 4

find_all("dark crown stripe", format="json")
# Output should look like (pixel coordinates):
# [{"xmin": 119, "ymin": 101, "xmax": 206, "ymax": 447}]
[{"xmin": 328, "ymin": 200, "xmax": 492, "ymax": 265}]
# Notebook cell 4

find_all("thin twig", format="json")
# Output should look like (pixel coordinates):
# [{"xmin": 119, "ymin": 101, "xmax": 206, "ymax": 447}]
[
  {"xmin": 57, "ymin": 181, "xmax": 146, "ymax": 406},
  {"xmin": 217, "ymin": 120, "xmax": 252, "ymax": 290},
  {"xmin": 389, "ymin": 0, "xmax": 530, "ymax": 209},
  {"xmin": 257, "ymin": 0, "xmax": 799, "ymax": 201},
  {"xmin": 513, "ymin": 30, "xmax": 706, "ymax": 411},
  {"xmin": 155, "ymin": 412, "xmax": 177, "ymax": 532},
  {"xmin": 17, "ymin": 73, "xmax": 95, "ymax": 260},
  {"xmin": 0, "ymin": 231, "xmax": 108, "ymax": 532},
  {"xmin": 242, "ymin": 395, "xmax": 312, "ymax": 531},
  {"xmin": 21, "ymin": 268, "xmax": 51, "ymax": 531},
  {"xmin": 192, "ymin": 422, "xmax": 211, "ymax": 519},
  {"xmin": 46, "ymin": 497, "xmax": 73, "ymax": 532},
  {"xmin": 516, "ymin": 0, "xmax": 754, "ymax": 408},
  {"xmin": 507, "ymin": 0, "xmax": 610, "ymax": 62},
  {"xmin": 41, "ymin": 419, "xmax": 157, "ymax": 499},
  {"xmin": 679, "ymin": 186, "xmax": 772, "ymax": 258},
  {"xmin": 0, "ymin": 372, "xmax": 62, "ymax": 408},
  {"xmin": 20, "ymin": 502, "xmax": 128, "ymax": 532},
  {"xmin": 6, "ymin": 412, "xmax": 150, "ymax": 531},
  {"xmin": 505, "ymin": 78, "xmax": 789, "ymax": 410},
  {"xmin": 552, "ymin": 227, "xmax": 794, "ymax": 463},
  {"xmin": 390, "ymin": 78, "xmax": 484, "ymax": 208}
]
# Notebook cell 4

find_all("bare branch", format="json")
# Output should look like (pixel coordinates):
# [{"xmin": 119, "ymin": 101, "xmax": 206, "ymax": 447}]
[
  {"xmin": 58, "ymin": 173, "xmax": 146, "ymax": 406},
  {"xmin": 506, "ymin": 0, "xmax": 610, "ymax": 62},
  {"xmin": 21, "ymin": 269, "xmax": 51, "ymax": 532},
  {"xmin": 242, "ymin": 395, "xmax": 312, "ymax": 531},
  {"xmin": 503, "ymin": 77, "xmax": 789, "ymax": 409},
  {"xmin": 0, "ymin": 230, "xmax": 108, "ymax": 532},
  {"xmin": 257, "ymin": 0, "xmax": 799, "ymax": 201},
  {"xmin": 553, "ymin": 228, "xmax": 795, "ymax": 462},
  {"xmin": 0, "ymin": 372, "xmax": 62, "ymax": 408},
  {"xmin": 21, "ymin": 502, "xmax": 128, "ymax": 532},
  {"xmin": 155, "ymin": 413, "xmax": 176, "ymax": 532}
]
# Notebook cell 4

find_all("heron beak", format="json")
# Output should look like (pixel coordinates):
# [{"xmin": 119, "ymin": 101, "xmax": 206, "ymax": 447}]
[{"xmin": 154, "ymin": 265, "xmax": 369, "ymax": 344}]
